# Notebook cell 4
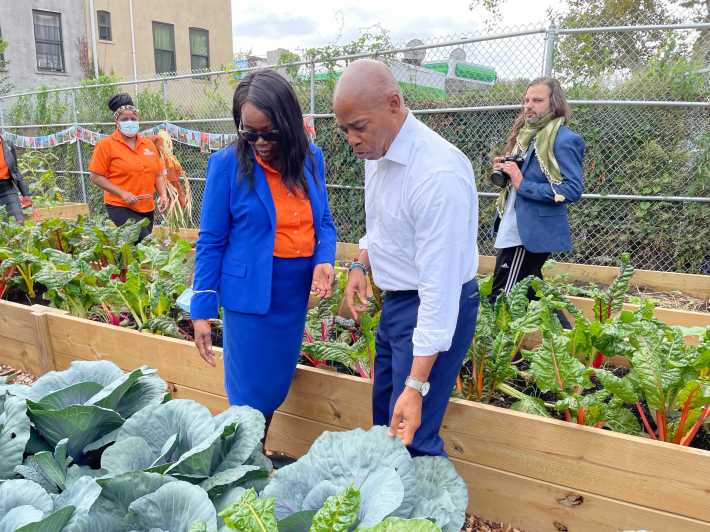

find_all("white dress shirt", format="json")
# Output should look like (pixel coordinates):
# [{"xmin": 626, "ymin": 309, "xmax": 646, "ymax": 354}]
[{"xmin": 358, "ymin": 112, "xmax": 479, "ymax": 356}]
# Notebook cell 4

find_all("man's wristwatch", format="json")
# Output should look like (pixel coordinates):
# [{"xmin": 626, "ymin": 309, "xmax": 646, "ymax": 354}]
[{"xmin": 405, "ymin": 376, "xmax": 430, "ymax": 397}]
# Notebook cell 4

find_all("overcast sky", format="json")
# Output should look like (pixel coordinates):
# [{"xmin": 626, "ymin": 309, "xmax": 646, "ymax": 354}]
[{"xmin": 231, "ymin": 0, "xmax": 557, "ymax": 57}]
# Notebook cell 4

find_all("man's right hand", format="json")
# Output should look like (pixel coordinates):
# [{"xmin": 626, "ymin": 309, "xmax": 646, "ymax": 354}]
[
  {"xmin": 193, "ymin": 319, "xmax": 215, "ymax": 367},
  {"xmin": 120, "ymin": 190, "xmax": 139, "ymax": 205},
  {"xmin": 345, "ymin": 268, "xmax": 369, "ymax": 319}
]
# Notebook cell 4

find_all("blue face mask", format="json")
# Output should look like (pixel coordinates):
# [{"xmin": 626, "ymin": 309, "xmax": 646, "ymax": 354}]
[{"xmin": 118, "ymin": 120, "xmax": 140, "ymax": 137}]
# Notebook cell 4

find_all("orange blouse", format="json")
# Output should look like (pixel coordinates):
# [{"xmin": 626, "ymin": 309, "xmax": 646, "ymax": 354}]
[{"xmin": 256, "ymin": 155, "xmax": 315, "ymax": 258}]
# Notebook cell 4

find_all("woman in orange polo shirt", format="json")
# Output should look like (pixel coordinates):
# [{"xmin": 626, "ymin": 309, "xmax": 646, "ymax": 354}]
[{"xmin": 88, "ymin": 93, "xmax": 168, "ymax": 241}]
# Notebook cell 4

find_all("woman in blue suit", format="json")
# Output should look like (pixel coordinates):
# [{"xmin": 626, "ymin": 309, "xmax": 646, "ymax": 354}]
[{"xmin": 191, "ymin": 70, "xmax": 337, "ymax": 438}]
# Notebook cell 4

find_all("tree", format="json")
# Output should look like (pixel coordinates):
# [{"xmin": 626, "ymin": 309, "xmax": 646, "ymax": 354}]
[
  {"xmin": 0, "ymin": 37, "xmax": 12, "ymax": 96},
  {"xmin": 551, "ymin": 0, "xmax": 680, "ymax": 83}
]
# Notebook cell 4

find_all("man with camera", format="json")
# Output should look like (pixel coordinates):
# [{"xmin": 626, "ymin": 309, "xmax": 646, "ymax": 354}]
[{"xmin": 490, "ymin": 77, "xmax": 584, "ymax": 302}]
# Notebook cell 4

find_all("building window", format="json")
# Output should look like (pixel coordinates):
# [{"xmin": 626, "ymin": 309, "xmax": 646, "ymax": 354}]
[
  {"xmin": 152, "ymin": 22, "xmax": 176, "ymax": 74},
  {"xmin": 33, "ymin": 10, "xmax": 65, "ymax": 72},
  {"xmin": 189, "ymin": 28, "xmax": 210, "ymax": 72},
  {"xmin": 97, "ymin": 10, "xmax": 112, "ymax": 41}
]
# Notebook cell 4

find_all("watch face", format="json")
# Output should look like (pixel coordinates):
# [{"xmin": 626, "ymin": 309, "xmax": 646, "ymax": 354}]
[{"xmin": 421, "ymin": 382, "xmax": 430, "ymax": 397}]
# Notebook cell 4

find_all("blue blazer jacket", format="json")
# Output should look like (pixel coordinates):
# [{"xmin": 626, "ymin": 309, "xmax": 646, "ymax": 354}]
[
  {"xmin": 494, "ymin": 125, "xmax": 585, "ymax": 253},
  {"xmin": 190, "ymin": 144, "xmax": 337, "ymax": 318}
]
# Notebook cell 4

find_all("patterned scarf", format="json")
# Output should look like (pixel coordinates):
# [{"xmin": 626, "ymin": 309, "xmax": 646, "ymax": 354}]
[{"xmin": 496, "ymin": 113, "xmax": 566, "ymax": 215}]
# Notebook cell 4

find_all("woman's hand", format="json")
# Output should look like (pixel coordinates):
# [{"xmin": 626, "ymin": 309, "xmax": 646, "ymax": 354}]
[
  {"xmin": 157, "ymin": 194, "xmax": 169, "ymax": 213},
  {"xmin": 119, "ymin": 190, "xmax": 139, "ymax": 205},
  {"xmin": 311, "ymin": 263, "xmax": 335, "ymax": 299},
  {"xmin": 193, "ymin": 319, "xmax": 215, "ymax": 367}
]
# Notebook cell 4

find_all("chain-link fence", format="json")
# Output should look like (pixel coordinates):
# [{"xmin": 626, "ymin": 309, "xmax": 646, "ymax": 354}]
[{"xmin": 0, "ymin": 21, "xmax": 708, "ymax": 273}]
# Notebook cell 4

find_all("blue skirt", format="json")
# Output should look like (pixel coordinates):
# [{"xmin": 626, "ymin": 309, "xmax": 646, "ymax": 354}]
[{"xmin": 222, "ymin": 256, "xmax": 312, "ymax": 416}]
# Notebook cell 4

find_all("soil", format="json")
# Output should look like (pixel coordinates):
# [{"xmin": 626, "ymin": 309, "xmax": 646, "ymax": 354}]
[
  {"xmin": 0, "ymin": 364, "xmax": 36, "ymax": 385},
  {"xmin": 563, "ymin": 279, "xmax": 709, "ymax": 313},
  {"xmin": 463, "ymin": 515, "xmax": 526, "ymax": 532}
]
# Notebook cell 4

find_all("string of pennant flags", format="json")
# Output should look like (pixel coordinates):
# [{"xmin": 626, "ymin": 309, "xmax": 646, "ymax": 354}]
[{"xmin": 0, "ymin": 115, "xmax": 317, "ymax": 153}]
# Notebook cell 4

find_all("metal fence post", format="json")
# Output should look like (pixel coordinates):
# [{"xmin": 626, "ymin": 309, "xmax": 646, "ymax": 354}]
[
  {"xmin": 543, "ymin": 24, "xmax": 557, "ymax": 77},
  {"xmin": 161, "ymin": 79, "xmax": 168, "ymax": 124},
  {"xmin": 309, "ymin": 60, "xmax": 316, "ymax": 115},
  {"xmin": 71, "ymin": 89, "xmax": 88, "ymax": 204}
]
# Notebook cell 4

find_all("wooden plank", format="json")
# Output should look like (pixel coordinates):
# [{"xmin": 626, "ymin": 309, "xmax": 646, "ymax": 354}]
[
  {"xmin": 442, "ymin": 398, "xmax": 710, "ymax": 523},
  {"xmin": 277, "ymin": 366, "xmax": 710, "ymax": 523},
  {"xmin": 454, "ymin": 458, "xmax": 710, "ymax": 532},
  {"xmin": 279, "ymin": 366, "xmax": 372, "ymax": 428},
  {"xmin": 568, "ymin": 296, "xmax": 710, "ymax": 328},
  {"xmin": 335, "ymin": 242, "xmax": 361, "ymax": 263},
  {"xmin": 0, "ymin": 300, "xmax": 40, "ymax": 345},
  {"xmin": 35, "ymin": 203, "xmax": 90, "ymax": 221},
  {"xmin": 31, "ymin": 310, "xmax": 56, "ymax": 373},
  {"xmin": 267, "ymin": 411, "xmax": 344, "ymax": 460},
  {"xmin": 263, "ymin": 411, "xmax": 710, "ymax": 531},
  {"xmin": 46, "ymin": 313, "xmax": 227, "ymax": 393},
  {"xmin": 0, "ymin": 338, "xmax": 44, "ymax": 376}
]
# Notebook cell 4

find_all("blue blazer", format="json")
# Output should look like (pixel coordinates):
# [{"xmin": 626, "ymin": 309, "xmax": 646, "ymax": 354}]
[
  {"xmin": 190, "ymin": 144, "xmax": 337, "ymax": 318},
  {"xmin": 494, "ymin": 125, "xmax": 585, "ymax": 253}
]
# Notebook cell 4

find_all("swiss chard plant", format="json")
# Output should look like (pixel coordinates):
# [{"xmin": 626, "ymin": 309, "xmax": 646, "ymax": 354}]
[{"xmin": 597, "ymin": 324, "xmax": 710, "ymax": 445}]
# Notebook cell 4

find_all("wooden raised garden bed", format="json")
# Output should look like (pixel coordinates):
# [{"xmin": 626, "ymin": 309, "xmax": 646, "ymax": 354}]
[
  {"xmin": 1, "ymin": 298, "xmax": 708, "ymax": 531},
  {"xmin": 33, "ymin": 202, "xmax": 90, "ymax": 221}
]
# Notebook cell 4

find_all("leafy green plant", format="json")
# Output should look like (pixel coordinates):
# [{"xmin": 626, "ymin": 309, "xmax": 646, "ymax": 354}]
[
  {"xmin": 17, "ymin": 150, "xmax": 65, "ymax": 207},
  {"xmin": 100, "ymin": 399, "xmax": 269, "ymax": 497},
  {"xmin": 3, "ymin": 361, "xmax": 167, "ymax": 461},
  {"xmin": 597, "ymin": 324, "xmax": 710, "ymax": 445},
  {"xmin": 263, "ymin": 426, "xmax": 467, "ymax": 531},
  {"xmin": 219, "ymin": 488, "xmax": 278, "ymax": 531},
  {"xmin": 462, "ymin": 276, "xmax": 549, "ymax": 403}
]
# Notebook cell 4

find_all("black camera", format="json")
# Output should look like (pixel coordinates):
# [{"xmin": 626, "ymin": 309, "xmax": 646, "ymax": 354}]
[{"xmin": 490, "ymin": 155, "xmax": 525, "ymax": 188}]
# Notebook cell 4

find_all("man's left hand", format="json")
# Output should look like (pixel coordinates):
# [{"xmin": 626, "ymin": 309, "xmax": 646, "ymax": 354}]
[
  {"xmin": 389, "ymin": 387, "xmax": 422, "ymax": 446},
  {"xmin": 503, "ymin": 161, "xmax": 523, "ymax": 189},
  {"xmin": 19, "ymin": 196, "xmax": 32, "ymax": 209}
]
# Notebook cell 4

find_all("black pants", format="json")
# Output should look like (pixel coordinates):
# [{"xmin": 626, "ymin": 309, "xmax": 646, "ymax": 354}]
[
  {"xmin": 105, "ymin": 204, "xmax": 154, "ymax": 242},
  {"xmin": 490, "ymin": 245, "xmax": 571, "ymax": 328},
  {"xmin": 0, "ymin": 181, "xmax": 24, "ymax": 223}
]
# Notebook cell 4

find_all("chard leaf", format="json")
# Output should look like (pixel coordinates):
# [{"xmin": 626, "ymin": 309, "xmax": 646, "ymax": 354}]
[
  {"xmin": 510, "ymin": 396, "xmax": 552, "ymax": 418},
  {"xmin": 219, "ymin": 488, "xmax": 277, "ymax": 532},
  {"xmin": 595, "ymin": 369, "xmax": 638, "ymax": 404},
  {"xmin": 356, "ymin": 517, "xmax": 441, "ymax": 531},
  {"xmin": 310, "ymin": 485, "xmax": 360, "ymax": 532}
]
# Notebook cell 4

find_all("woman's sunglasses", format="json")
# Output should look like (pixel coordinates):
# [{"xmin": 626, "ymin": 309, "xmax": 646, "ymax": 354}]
[{"xmin": 238, "ymin": 128, "xmax": 280, "ymax": 143}]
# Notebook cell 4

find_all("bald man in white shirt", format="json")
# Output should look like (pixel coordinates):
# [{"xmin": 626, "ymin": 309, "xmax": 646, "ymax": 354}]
[{"xmin": 333, "ymin": 59, "xmax": 480, "ymax": 457}]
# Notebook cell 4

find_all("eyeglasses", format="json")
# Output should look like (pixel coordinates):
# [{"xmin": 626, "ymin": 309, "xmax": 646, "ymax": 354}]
[{"xmin": 237, "ymin": 128, "xmax": 280, "ymax": 143}]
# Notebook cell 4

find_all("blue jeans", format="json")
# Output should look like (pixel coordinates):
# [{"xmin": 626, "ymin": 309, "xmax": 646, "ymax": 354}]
[
  {"xmin": 0, "ymin": 190, "xmax": 24, "ymax": 222},
  {"xmin": 373, "ymin": 278, "xmax": 479, "ymax": 456}
]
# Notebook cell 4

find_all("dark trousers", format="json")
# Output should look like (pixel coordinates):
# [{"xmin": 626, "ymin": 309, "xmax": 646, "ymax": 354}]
[
  {"xmin": 0, "ymin": 180, "xmax": 24, "ymax": 223},
  {"xmin": 105, "ymin": 204, "xmax": 154, "ymax": 242},
  {"xmin": 491, "ymin": 245, "xmax": 571, "ymax": 327},
  {"xmin": 490, "ymin": 246, "xmax": 549, "ymax": 301},
  {"xmin": 373, "ymin": 278, "xmax": 479, "ymax": 457}
]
